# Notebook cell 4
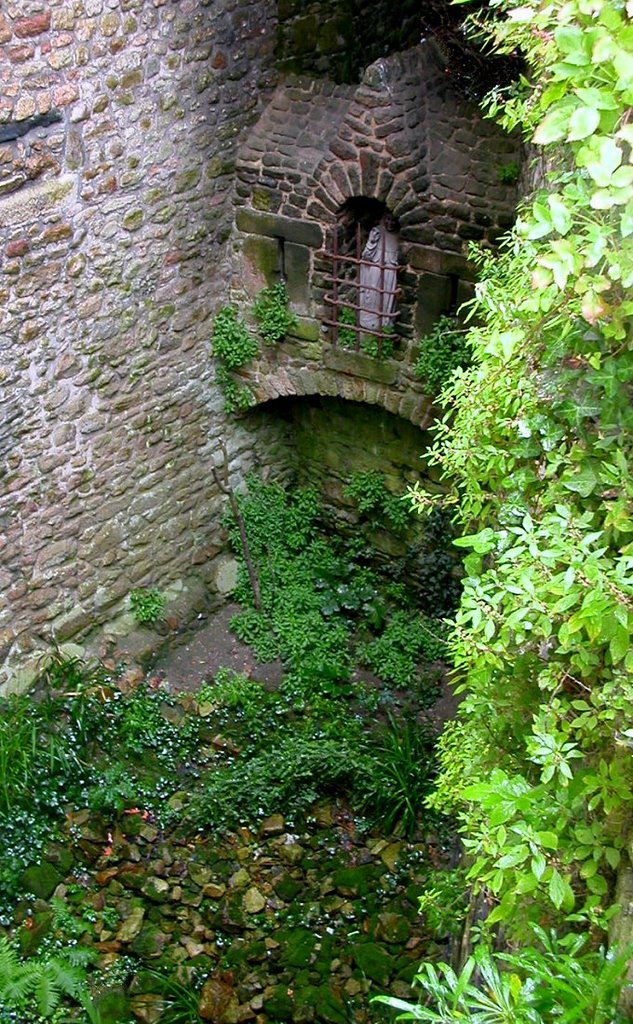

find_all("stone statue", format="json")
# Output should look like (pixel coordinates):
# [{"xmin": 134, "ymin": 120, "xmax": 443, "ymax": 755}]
[{"xmin": 359, "ymin": 213, "xmax": 399, "ymax": 331}]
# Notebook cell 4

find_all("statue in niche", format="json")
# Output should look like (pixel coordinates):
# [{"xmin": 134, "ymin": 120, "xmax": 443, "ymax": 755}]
[{"xmin": 359, "ymin": 213, "xmax": 399, "ymax": 331}]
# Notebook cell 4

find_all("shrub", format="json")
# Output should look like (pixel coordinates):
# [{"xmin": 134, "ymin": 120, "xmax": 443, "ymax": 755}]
[
  {"xmin": 346, "ymin": 470, "xmax": 412, "ymax": 534},
  {"xmin": 189, "ymin": 734, "xmax": 366, "ymax": 830},
  {"xmin": 360, "ymin": 717, "xmax": 437, "ymax": 836},
  {"xmin": 211, "ymin": 306, "xmax": 258, "ymax": 370},
  {"xmin": 358, "ymin": 611, "xmax": 450, "ymax": 689},
  {"xmin": 414, "ymin": 314, "xmax": 471, "ymax": 395}
]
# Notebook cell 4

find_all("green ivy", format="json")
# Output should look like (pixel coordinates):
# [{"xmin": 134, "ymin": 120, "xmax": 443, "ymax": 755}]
[
  {"xmin": 346, "ymin": 470, "xmax": 412, "ymax": 534},
  {"xmin": 211, "ymin": 305, "xmax": 258, "ymax": 370},
  {"xmin": 409, "ymin": 0, "xmax": 633, "ymax": 941},
  {"xmin": 337, "ymin": 307, "xmax": 395, "ymax": 359},
  {"xmin": 129, "ymin": 587, "xmax": 165, "ymax": 625},
  {"xmin": 226, "ymin": 477, "xmax": 450, "ymax": 703},
  {"xmin": 211, "ymin": 305, "xmax": 258, "ymax": 413},
  {"xmin": 252, "ymin": 282, "xmax": 297, "ymax": 344},
  {"xmin": 358, "ymin": 611, "xmax": 449, "ymax": 690}
]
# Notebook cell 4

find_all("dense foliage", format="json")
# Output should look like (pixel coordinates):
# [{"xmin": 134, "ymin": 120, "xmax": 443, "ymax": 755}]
[
  {"xmin": 377, "ymin": 927, "xmax": 631, "ymax": 1023},
  {"xmin": 212, "ymin": 284, "xmax": 296, "ymax": 412},
  {"xmin": 252, "ymin": 282, "xmax": 297, "ymax": 344},
  {"xmin": 227, "ymin": 475, "xmax": 450, "ymax": 696},
  {"xmin": 403, "ymin": 0, "xmax": 633, "ymax": 960},
  {"xmin": 413, "ymin": 315, "xmax": 471, "ymax": 396}
]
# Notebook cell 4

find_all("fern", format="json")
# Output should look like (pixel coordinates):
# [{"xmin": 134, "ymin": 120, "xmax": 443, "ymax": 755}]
[
  {"xmin": 0, "ymin": 937, "xmax": 38, "ymax": 1004},
  {"xmin": 0, "ymin": 936, "xmax": 97, "ymax": 1019}
]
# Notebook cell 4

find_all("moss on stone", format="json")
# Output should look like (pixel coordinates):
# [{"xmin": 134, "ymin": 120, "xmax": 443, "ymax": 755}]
[
  {"xmin": 122, "ymin": 209, "xmax": 143, "ymax": 232},
  {"xmin": 351, "ymin": 942, "xmax": 394, "ymax": 985}
]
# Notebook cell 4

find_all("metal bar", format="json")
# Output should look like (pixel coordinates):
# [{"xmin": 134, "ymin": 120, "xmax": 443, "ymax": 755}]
[
  {"xmin": 323, "ymin": 295, "xmax": 402, "ymax": 317},
  {"xmin": 319, "ymin": 251, "xmax": 404, "ymax": 270},
  {"xmin": 321, "ymin": 317, "xmax": 398, "ymax": 338},
  {"xmin": 322, "ymin": 277, "xmax": 403, "ymax": 298},
  {"xmin": 378, "ymin": 228, "xmax": 386, "ymax": 357}
]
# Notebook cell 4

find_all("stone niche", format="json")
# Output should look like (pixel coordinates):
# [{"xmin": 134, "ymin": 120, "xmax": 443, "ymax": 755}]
[{"xmin": 231, "ymin": 41, "xmax": 521, "ymax": 347}]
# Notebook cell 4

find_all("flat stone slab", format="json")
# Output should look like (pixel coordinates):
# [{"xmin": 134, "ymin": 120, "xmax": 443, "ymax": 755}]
[
  {"xmin": 324, "ymin": 346, "xmax": 398, "ymax": 384},
  {"xmin": 236, "ymin": 209, "xmax": 323, "ymax": 247}
]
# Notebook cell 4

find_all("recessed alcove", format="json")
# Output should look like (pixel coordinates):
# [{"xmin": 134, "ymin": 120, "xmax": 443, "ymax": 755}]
[
  {"xmin": 243, "ymin": 395, "xmax": 452, "ymax": 600},
  {"xmin": 249, "ymin": 394, "xmax": 435, "ymax": 499}
]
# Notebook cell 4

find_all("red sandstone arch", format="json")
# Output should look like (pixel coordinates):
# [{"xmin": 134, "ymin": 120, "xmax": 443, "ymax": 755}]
[{"xmin": 239, "ymin": 359, "xmax": 435, "ymax": 430}]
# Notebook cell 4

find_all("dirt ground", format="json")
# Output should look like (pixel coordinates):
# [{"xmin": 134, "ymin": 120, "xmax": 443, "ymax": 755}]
[
  {"xmin": 153, "ymin": 603, "xmax": 460, "ymax": 725},
  {"xmin": 152, "ymin": 603, "xmax": 284, "ymax": 691}
]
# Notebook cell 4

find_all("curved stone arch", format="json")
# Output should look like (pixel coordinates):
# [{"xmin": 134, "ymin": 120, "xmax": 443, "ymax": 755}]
[
  {"xmin": 242, "ymin": 363, "xmax": 435, "ymax": 430},
  {"xmin": 306, "ymin": 48, "xmax": 434, "ymax": 235},
  {"xmin": 309, "ymin": 156, "xmax": 422, "ymax": 234}
]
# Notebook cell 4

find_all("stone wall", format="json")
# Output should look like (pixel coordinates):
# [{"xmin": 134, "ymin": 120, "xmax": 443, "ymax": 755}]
[
  {"xmin": 266, "ymin": 393, "xmax": 437, "ymax": 521},
  {"xmin": 275, "ymin": 0, "xmax": 421, "ymax": 83},
  {"xmin": 233, "ymin": 44, "xmax": 520, "ymax": 343},
  {"xmin": 0, "ymin": 3, "xmax": 521, "ymax": 692},
  {"xmin": 0, "ymin": 0, "xmax": 279, "ymax": 691}
]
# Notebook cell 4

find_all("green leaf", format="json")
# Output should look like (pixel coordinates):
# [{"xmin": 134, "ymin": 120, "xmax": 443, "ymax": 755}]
[
  {"xmin": 620, "ymin": 200, "xmax": 633, "ymax": 237},
  {"xmin": 574, "ymin": 87, "xmax": 618, "ymax": 110},
  {"xmin": 548, "ymin": 870, "xmax": 574, "ymax": 909},
  {"xmin": 533, "ymin": 106, "xmax": 571, "ymax": 144},
  {"xmin": 554, "ymin": 24, "xmax": 586, "ymax": 56},
  {"xmin": 609, "ymin": 624, "xmax": 629, "ymax": 664},
  {"xmin": 585, "ymin": 138, "xmax": 623, "ymax": 186},
  {"xmin": 567, "ymin": 105, "xmax": 600, "ymax": 140},
  {"xmin": 537, "ymin": 830, "xmax": 559, "ymax": 850},
  {"xmin": 496, "ymin": 844, "xmax": 529, "ymax": 869},
  {"xmin": 605, "ymin": 847, "xmax": 621, "ymax": 869},
  {"xmin": 562, "ymin": 464, "xmax": 598, "ymax": 496},
  {"xmin": 548, "ymin": 194, "xmax": 573, "ymax": 233},
  {"xmin": 531, "ymin": 853, "xmax": 546, "ymax": 880},
  {"xmin": 486, "ymin": 891, "xmax": 516, "ymax": 925},
  {"xmin": 453, "ymin": 528, "xmax": 496, "ymax": 553}
]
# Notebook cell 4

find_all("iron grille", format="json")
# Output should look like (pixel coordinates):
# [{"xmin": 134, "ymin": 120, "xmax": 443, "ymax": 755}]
[{"xmin": 322, "ymin": 221, "xmax": 402, "ymax": 358}]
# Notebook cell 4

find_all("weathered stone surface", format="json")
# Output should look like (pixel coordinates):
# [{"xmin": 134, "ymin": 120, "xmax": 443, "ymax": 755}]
[
  {"xmin": 0, "ymin": 4, "xmax": 518, "ymax": 691},
  {"xmin": 21, "ymin": 862, "xmax": 63, "ymax": 900},
  {"xmin": 243, "ymin": 886, "xmax": 266, "ymax": 913},
  {"xmin": 323, "ymin": 347, "xmax": 398, "ymax": 385},
  {"xmin": 116, "ymin": 906, "xmax": 145, "ymax": 942},
  {"xmin": 198, "ymin": 975, "xmax": 240, "ymax": 1023},
  {"xmin": 236, "ymin": 209, "xmax": 323, "ymax": 247}
]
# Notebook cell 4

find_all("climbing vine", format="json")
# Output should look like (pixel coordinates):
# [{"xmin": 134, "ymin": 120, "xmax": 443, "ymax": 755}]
[
  {"xmin": 212, "ymin": 284, "xmax": 296, "ymax": 413},
  {"xmin": 252, "ymin": 282, "xmax": 297, "ymax": 344},
  {"xmin": 408, "ymin": 0, "xmax": 633, "ymax": 954}
]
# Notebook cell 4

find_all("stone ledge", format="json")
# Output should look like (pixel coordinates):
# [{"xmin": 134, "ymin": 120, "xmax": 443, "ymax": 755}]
[
  {"xmin": 406, "ymin": 244, "xmax": 475, "ymax": 278},
  {"xmin": 323, "ymin": 346, "xmax": 398, "ymax": 384},
  {"xmin": 236, "ymin": 209, "xmax": 323, "ymax": 247},
  {"xmin": 0, "ymin": 174, "xmax": 74, "ymax": 222}
]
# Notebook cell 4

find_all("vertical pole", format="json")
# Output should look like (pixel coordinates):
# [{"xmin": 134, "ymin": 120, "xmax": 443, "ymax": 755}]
[
  {"xmin": 332, "ymin": 227, "xmax": 339, "ymax": 346},
  {"xmin": 378, "ymin": 226, "xmax": 386, "ymax": 358}
]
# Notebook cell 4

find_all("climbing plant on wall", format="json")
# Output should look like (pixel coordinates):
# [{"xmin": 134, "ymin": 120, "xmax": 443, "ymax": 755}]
[
  {"xmin": 408, "ymin": 0, "xmax": 633, "ymax": 951},
  {"xmin": 212, "ymin": 285, "xmax": 296, "ymax": 413}
]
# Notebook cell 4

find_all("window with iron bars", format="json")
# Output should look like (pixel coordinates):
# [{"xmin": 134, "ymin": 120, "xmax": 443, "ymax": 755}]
[{"xmin": 322, "ymin": 209, "xmax": 402, "ymax": 358}]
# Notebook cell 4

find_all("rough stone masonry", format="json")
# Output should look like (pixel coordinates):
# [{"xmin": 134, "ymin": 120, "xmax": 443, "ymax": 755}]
[
  {"xmin": 0, "ymin": 0, "xmax": 520, "ymax": 691},
  {"xmin": 0, "ymin": 0, "xmax": 287, "ymax": 690}
]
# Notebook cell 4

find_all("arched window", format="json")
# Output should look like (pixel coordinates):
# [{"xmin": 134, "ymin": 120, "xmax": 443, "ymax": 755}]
[{"xmin": 323, "ymin": 198, "xmax": 401, "ymax": 357}]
